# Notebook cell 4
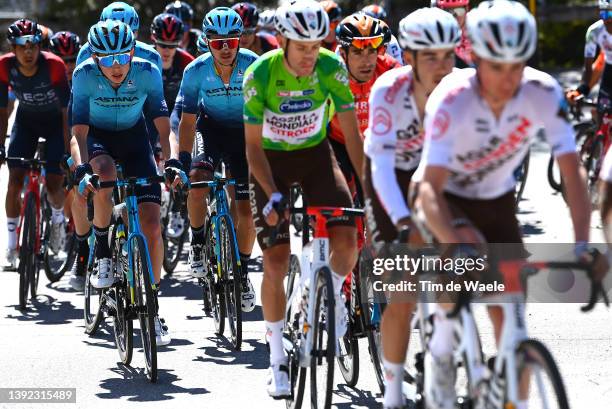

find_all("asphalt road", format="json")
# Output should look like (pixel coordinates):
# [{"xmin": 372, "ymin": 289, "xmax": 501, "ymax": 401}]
[{"xmin": 0, "ymin": 72, "xmax": 611, "ymax": 409}]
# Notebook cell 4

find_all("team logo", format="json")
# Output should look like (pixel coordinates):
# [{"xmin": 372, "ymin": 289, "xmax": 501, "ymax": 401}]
[
  {"xmin": 431, "ymin": 110, "xmax": 450, "ymax": 140},
  {"xmin": 279, "ymin": 99, "xmax": 313, "ymax": 113},
  {"xmin": 371, "ymin": 107, "xmax": 392, "ymax": 135},
  {"xmin": 127, "ymin": 80, "xmax": 135, "ymax": 88}
]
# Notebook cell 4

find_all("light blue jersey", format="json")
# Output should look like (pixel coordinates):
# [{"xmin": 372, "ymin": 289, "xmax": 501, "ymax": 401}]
[
  {"xmin": 71, "ymin": 57, "xmax": 168, "ymax": 131},
  {"xmin": 76, "ymin": 40, "xmax": 163, "ymax": 72},
  {"xmin": 179, "ymin": 49, "xmax": 258, "ymax": 126}
]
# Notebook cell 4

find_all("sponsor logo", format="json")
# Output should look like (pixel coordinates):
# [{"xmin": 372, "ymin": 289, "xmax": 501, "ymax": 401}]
[
  {"xmin": 371, "ymin": 107, "xmax": 392, "ymax": 135},
  {"xmin": 384, "ymin": 73, "xmax": 410, "ymax": 104},
  {"xmin": 276, "ymin": 89, "xmax": 315, "ymax": 97},
  {"xmin": 264, "ymin": 111, "xmax": 320, "ymax": 138},
  {"xmin": 279, "ymin": 99, "xmax": 313, "ymax": 113},
  {"xmin": 16, "ymin": 90, "xmax": 58, "ymax": 104},
  {"xmin": 94, "ymin": 96, "xmax": 139, "ymax": 103},
  {"xmin": 431, "ymin": 110, "xmax": 450, "ymax": 140},
  {"xmin": 127, "ymin": 79, "xmax": 135, "ymax": 88}
]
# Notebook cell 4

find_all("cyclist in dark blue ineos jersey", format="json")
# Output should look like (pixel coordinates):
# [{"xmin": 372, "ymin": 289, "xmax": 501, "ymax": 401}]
[
  {"xmin": 178, "ymin": 7, "xmax": 258, "ymax": 312},
  {"xmin": 72, "ymin": 20, "xmax": 183, "ymax": 346}
]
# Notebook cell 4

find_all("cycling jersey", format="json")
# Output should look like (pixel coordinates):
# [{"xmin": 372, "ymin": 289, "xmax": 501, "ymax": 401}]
[
  {"xmin": 0, "ymin": 51, "xmax": 69, "ymax": 112},
  {"xmin": 412, "ymin": 67, "xmax": 576, "ymax": 200},
  {"xmin": 162, "ymin": 48, "xmax": 194, "ymax": 112},
  {"xmin": 585, "ymin": 20, "xmax": 612, "ymax": 64},
  {"xmin": 182, "ymin": 29, "xmax": 202, "ymax": 58},
  {"xmin": 180, "ymin": 49, "xmax": 258, "ymax": 126},
  {"xmin": 71, "ymin": 57, "xmax": 168, "ymax": 131},
  {"xmin": 329, "ymin": 53, "xmax": 400, "ymax": 144},
  {"xmin": 387, "ymin": 34, "xmax": 404, "ymax": 66},
  {"xmin": 76, "ymin": 40, "xmax": 163, "ymax": 72},
  {"xmin": 243, "ymin": 48, "xmax": 355, "ymax": 151}
]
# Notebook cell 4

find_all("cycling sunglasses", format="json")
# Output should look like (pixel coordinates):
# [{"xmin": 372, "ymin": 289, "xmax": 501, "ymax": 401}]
[
  {"xmin": 350, "ymin": 35, "xmax": 385, "ymax": 50},
  {"xmin": 601, "ymin": 10, "xmax": 612, "ymax": 20},
  {"xmin": 13, "ymin": 35, "xmax": 41, "ymax": 46},
  {"xmin": 448, "ymin": 6, "xmax": 467, "ymax": 18},
  {"xmin": 207, "ymin": 37, "xmax": 240, "ymax": 50},
  {"xmin": 155, "ymin": 41, "xmax": 179, "ymax": 49},
  {"xmin": 96, "ymin": 52, "xmax": 132, "ymax": 68}
]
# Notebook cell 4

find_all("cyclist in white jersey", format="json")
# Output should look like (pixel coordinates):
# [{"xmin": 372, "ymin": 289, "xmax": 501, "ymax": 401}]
[
  {"xmin": 411, "ymin": 2, "xmax": 598, "ymax": 408},
  {"xmin": 600, "ymin": 149, "xmax": 612, "ymax": 242},
  {"xmin": 362, "ymin": 9, "xmax": 461, "ymax": 408}
]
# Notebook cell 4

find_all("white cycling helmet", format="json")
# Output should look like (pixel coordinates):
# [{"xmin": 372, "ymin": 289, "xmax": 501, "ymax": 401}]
[
  {"xmin": 600, "ymin": 0, "xmax": 611, "ymax": 10},
  {"xmin": 274, "ymin": 0, "xmax": 329, "ymax": 41},
  {"xmin": 398, "ymin": 7, "xmax": 461, "ymax": 51},
  {"xmin": 259, "ymin": 9, "xmax": 276, "ymax": 31},
  {"xmin": 467, "ymin": 0, "xmax": 537, "ymax": 63}
]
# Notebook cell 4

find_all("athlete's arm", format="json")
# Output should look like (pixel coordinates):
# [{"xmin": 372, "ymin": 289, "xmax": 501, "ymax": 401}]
[
  {"xmin": 146, "ymin": 64, "xmax": 172, "ymax": 159},
  {"xmin": 178, "ymin": 112, "xmax": 196, "ymax": 158},
  {"xmin": 558, "ymin": 153, "xmax": 590, "ymax": 243},
  {"xmin": 155, "ymin": 116, "xmax": 172, "ymax": 159},
  {"xmin": 71, "ymin": 124, "xmax": 90, "ymax": 164},
  {"xmin": 580, "ymin": 56, "xmax": 595, "ymax": 94},
  {"xmin": 337, "ymin": 110, "xmax": 363, "ymax": 180},
  {"xmin": 0, "ymin": 60, "xmax": 10, "ymax": 149},
  {"xmin": 0, "ymin": 108, "xmax": 7, "ymax": 149},
  {"xmin": 61, "ymin": 108, "xmax": 70, "ymax": 151}
]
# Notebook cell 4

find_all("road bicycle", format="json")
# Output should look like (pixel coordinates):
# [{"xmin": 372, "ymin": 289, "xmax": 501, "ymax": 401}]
[
  {"xmin": 403, "ymin": 252, "xmax": 609, "ymax": 409},
  {"xmin": 280, "ymin": 204, "xmax": 363, "ymax": 409},
  {"xmin": 161, "ymin": 184, "xmax": 189, "ymax": 274},
  {"xmin": 83, "ymin": 172, "xmax": 164, "ymax": 383},
  {"xmin": 189, "ymin": 176, "xmax": 244, "ymax": 351}
]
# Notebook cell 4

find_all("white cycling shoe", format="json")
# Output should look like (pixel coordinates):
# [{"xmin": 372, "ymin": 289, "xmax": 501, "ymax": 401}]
[
  {"xmin": 155, "ymin": 316, "xmax": 171, "ymax": 346},
  {"xmin": 266, "ymin": 360, "xmax": 291, "ymax": 399},
  {"xmin": 424, "ymin": 353, "xmax": 457, "ymax": 409},
  {"xmin": 189, "ymin": 244, "xmax": 206, "ymax": 278},
  {"xmin": 5, "ymin": 248, "xmax": 18, "ymax": 269},
  {"xmin": 90, "ymin": 258, "xmax": 114, "ymax": 289},
  {"xmin": 49, "ymin": 219, "xmax": 66, "ymax": 254},
  {"xmin": 241, "ymin": 276, "xmax": 256, "ymax": 312},
  {"xmin": 166, "ymin": 212, "xmax": 184, "ymax": 238}
]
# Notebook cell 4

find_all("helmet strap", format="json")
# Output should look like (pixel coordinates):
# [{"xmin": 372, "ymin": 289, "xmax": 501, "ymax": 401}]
[{"xmin": 412, "ymin": 51, "xmax": 422, "ymax": 83}]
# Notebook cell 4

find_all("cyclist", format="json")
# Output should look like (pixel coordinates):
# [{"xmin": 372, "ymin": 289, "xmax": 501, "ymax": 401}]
[
  {"xmin": 232, "ymin": 3, "xmax": 279, "ymax": 55},
  {"xmin": 243, "ymin": 0, "xmax": 363, "ymax": 398},
  {"xmin": 329, "ymin": 13, "xmax": 400, "ymax": 200},
  {"xmin": 601, "ymin": 149, "xmax": 612, "ymax": 242},
  {"xmin": 0, "ymin": 19, "xmax": 71, "ymax": 268},
  {"xmin": 49, "ymin": 31, "xmax": 81, "ymax": 84},
  {"xmin": 570, "ymin": 0, "xmax": 612, "ymax": 110},
  {"xmin": 76, "ymin": 2, "xmax": 162, "ymax": 71},
  {"xmin": 257, "ymin": 9, "xmax": 276, "ymax": 37},
  {"xmin": 431, "ymin": 0, "xmax": 472, "ymax": 68},
  {"xmin": 361, "ymin": 8, "xmax": 460, "ymax": 408},
  {"xmin": 411, "ymin": 2, "xmax": 596, "ymax": 408},
  {"xmin": 39, "ymin": 24, "xmax": 53, "ymax": 50},
  {"xmin": 361, "ymin": 4, "xmax": 404, "ymax": 65},
  {"xmin": 72, "ymin": 20, "xmax": 175, "ymax": 346},
  {"xmin": 165, "ymin": 1, "xmax": 202, "ymax": 58},
  {"xmin": 320, "ymin": 0, "xmax": 342, "ymax": 51},
  {"xmin": 177, "ymin": 7, "xmax": 258, "ymax": 312}
]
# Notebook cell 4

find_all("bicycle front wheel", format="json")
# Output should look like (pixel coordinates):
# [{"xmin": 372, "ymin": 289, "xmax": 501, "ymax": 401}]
[
  {"xmin": 110, "ymin": 224, "xmax": 133, "ymax": 365},
  {"xmin": 84, "ymin": 238, "xmax": 103, "ymax": 335},
  {"xmin": 220, "ymin": 216, "xmax": 242, "ymax": 351},
  {"xmin": 18, "ymin": 193, "xmax": 37, "ymax": 309},
  {"xmin": 511, "ymin": 339, "xmax": 569, "ymax": 409},
  {"xmin": 132, "ymin": 235, "xmax": 157, "ymax": 383},
  {"xmin": 337, "ymin": 272, "xmax": 359, "ymax": 387},
  {"xmin": 310, "ymin": 266, "xmax": 335, "ymax": 409},
  {"xmin": 162, "ymin": 192, "xmax": 188, "ymax": 274}
]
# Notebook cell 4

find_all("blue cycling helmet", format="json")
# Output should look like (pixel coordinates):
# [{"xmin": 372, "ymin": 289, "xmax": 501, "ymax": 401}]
[
  {"xmin": 196, "ymin": 33, "xmax": 208, "ymax": 54},
  {"xmin": 100, "ymin": 2, "xmax": 140, "ymax": 33},
  {"xmin": 202, "ymin": 7, "xmax": 243, "ymax": 37},
  {"xmin": 88, "ymin": 20, "xmax": 135, "ymax": 54}
]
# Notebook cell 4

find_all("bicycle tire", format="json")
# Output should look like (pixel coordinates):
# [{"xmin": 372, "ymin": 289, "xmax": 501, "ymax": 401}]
[
  {"xmin": 110, "ymin": 223, "xmax": 133, "ymax": 365},
  {"xmin": 285, "ymin": 254, "xmax": 306, "ymax": 409},
  {"xmin": 28, "ymin": 193, "xmax": 40, "ymax": 300},
  {"xmin": 206, "ymin": 216, "xmax": 226, "ymax": 336},
  {"xmin": 162, "ymin": 192, "xmax": 188, "ymax": 274},
  {"xmin": 18, "ymin": 193, "xmax": 36, "ymax": 309},
  {"xmin": 585, "ymin": 136, "xmax": 604, "ymax": 207},
  {"xmin": 220, "ymin": 216, "xmax": 242, "ymax": 350},
  {"xmin": 512, "ymin": 339, "xmax": 570, "ymax": 409},
  {"xmin": 84, "ymin": 238, "xmax": 104, "ymax": 335},
  {"xmin": 132, "ymin": 235, "xmax": 158, "ymax": 383},
  {"xmin": 365, "ymin": 301, "xmax": 386, "ymax": 394},
  {"xmin": 201, "ymin": 277, "xmax": 212, "ymax": 315},
  {"xmin": 547, "ymin": 155, "xmax": 562, "ymax": 193},
  {"xmin": 337, "ymin": 272, "xmax": 359, "ymax": 387},
  {"xmin": 310, "ymin": 266, "xmax": 335, "ymax": 409},
  {"xmin": 515, "ymin": 149, "xmax": 530, "ymax": 205},
  {"xmin": 40, "ymin": 191, "xmax": 70, "ymax": 283}
]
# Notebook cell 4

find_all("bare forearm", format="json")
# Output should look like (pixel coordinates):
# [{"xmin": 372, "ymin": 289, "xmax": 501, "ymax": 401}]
[
  {"xmin": 246, "ymin": 142, "xmax": 277, "ymax": 197},
  {"xmin": 418, "ymin": 183, "xmax": 459, "ymax": 243},
  {"xmin": 178, "ymin": 118, "xmax": 196, "ymax": 154},
  {"xmin": 61, "ymin": 108, "xmax": 70, "ymax": 151},
  {"xmin": 559, "ymin": 154, "xmax": 590, "ymax": 242},
  {"xmin": 338, "ymin": 110, "xmax": 364, "ymax": 180},
  {"xmin": 72, "ymin": 125, "xmax": 89, "ymax": 164},
  {"xmin": 154, "ymin": 116, "xmax": 172, "ymax": 159}
]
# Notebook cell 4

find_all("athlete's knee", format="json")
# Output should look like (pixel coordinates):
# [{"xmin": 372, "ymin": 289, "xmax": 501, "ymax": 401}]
[
  {"xmin": 263, "ymin": 245, "xmax": 290, "ymax": 283},
  {"xmin": 329, "ymin": 226, "xmax": 358, "ymax": 254},
  {"xmin": 236, "ymin": 200, "xmax": 254, "ymax": 223},
  {"xmin": 7, "ymin": 169, "xmax": 26, "ymax": 189},
  {"xmin": 90, "ymin": 156, "xmax": 115, "ymax": 180},
  {"xmin": 140, "ymin": 204, "xmax": 162, "ymax": 239}
]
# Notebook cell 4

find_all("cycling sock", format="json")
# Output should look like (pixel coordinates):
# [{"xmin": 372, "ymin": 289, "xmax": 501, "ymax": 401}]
[
  {"xmin": 331, "ymin": 271, "xmax": 346, "ymax": 295},
  {"xmin": 265, "ymin": 320, "xmax": 286, "ymax": 365},
  {"xmin": 93, "ymin": 225, "xmax": 111, "ymax": 259},
  {"xmin": 51, "ymin": 206, "xmax": 65, "ymax": 224},
  {"xmin": 191, "ymin": 225, "xmax": 205, "ymax": 245},
  {"xmin": 239, "ymin": 252, "xmax": 251, "ymax": 278},
  {"xmin": 75, "ymin": 230, "xmax": 91, "ymax": 277},
  {"xmin": 429, "ymin": 305, "xmax": 455, "ymax": 358},
  {"xmin": 382, "ymin": 358, "xmax": 405, "ymax": 408},
  {"xmin": 7, "ymin": 217, "xmax": 19, "ymax": 250}
]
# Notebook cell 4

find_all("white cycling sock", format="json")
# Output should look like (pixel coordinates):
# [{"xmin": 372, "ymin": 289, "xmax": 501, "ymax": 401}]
[
  {"xmin": 382, "ymin": 357, "xmax": 405, "ymax": 408},
  {"xmin": 429, "ymin": 305, "xmax": 455, "ymax": 358},
  {"xmin": 331, "ymin": 271, "xmax": 346, "ymax": 295},
  {"xmin": 7, "ymin": 217, "xmax": 19, "ymax": 250},
  {"xmin": 265, "ymin": 320, "xmax": 286, "ymax": 365},
  {"xmin": 51, "ymin": 206, "xmax": 65, "ymax": 224}
]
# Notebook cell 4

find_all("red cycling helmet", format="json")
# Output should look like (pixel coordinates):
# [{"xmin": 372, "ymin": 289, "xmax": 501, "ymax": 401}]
[
  {"xmin": 431, "ymin": 0, "xmax": 470, "ymax": 8},
  {"xmin": 232, "ymin": 3, "xmax": 259, "ymax": 30},
  {"xmin": 7, "ymin": 19, "xmax": 41, "ymax": 44},
  {"xmin": 49, "ymin": 31, "xmax": 81, "ymax": 58},
  {"xmin": 151, "ymin": 13, "xmax": 185, "ymax": 44}
]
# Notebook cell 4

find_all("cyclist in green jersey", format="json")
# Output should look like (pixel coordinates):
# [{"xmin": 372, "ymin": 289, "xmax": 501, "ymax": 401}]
[{"xmin": 243, "ymin": 0, "xmax": 364, "ymax": 399}]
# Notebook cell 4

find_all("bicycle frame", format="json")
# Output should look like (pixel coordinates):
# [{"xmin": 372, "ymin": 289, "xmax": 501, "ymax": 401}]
[{"xmin": 14, "ymin": 161, "xmax": 45, "ymax": 255}]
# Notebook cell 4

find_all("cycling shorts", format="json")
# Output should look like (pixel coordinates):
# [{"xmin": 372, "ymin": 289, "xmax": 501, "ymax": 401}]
[
  {"xmin": 87, "ymin": 119, "xmax": 161, "ymax": 205},
  {"xmin": 363, "ymin": 157, "xmax": 415, "ymax": 244},
  {"xmin": 329, "ymin": 136, "xmax": 364, "ymax": 205},
  {"xmin": 250, "ymin": 140, "xmax": 354, "ymax": 250},
  {"xmin": 7, "ymin": 109, "xmax": 64, "ymax": 174},
  {"xmin": 192, "ymin": 116, "xmax": 249, "ymax": 200}
]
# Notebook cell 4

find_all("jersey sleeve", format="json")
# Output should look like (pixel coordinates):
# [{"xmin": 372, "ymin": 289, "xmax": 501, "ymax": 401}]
[
  {"xmin": 364, "ymin": 72, "xmax": 410, "ymax": 223},
  {"xmin": 70, "ymin": 65, "xmax": 90, "ymax": 126},
  {"xmin": 146, "ymin": 64, "xmax": 169, "ymax": 119},
  {"xmin": 242, "ymin": 62, "xmax": 266, "ymax": 125},
  {"xmin": 179, "ymin": 61, "xmax": 202, "ymax": 115},
  {"xmin": 76, "ymin": 43, "xmax": 92, "ymax": 66},
  {"xmin": 323, "ymin": 55, "xmax": 354, "ymax": 113},
  {"xmin": 0, "ymin": 56, "xmax": 10, "ymax": 108},
  {"xmin": 47, "ymin": 54, "xmax": 70, "ymax": 108},
  {"xmin": 585, "ymin": 22, "xmax": 600, "ymax": 59}
]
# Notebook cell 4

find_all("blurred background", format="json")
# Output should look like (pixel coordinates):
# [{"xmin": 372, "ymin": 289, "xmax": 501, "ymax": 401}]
[{"xmin": 0, "ymin": 0, "xmax": 601, "ymax": 69}]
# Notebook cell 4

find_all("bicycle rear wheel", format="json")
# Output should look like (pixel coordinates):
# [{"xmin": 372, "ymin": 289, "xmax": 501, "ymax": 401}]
[
  {"xmin": 162, "ymin": 192, "xmax": 188, "ymax": 274},
  {"xmin": 41, "ymin": 191, "xmax": 71, "ymax": 283},
  {"xmin": 512, "ymin": 339, "xmax": 570, "ymax": 409},
  {"xmin": 18, "ymin": 193, "xmax": 37, "ymax": 309},
  {"xmin": 285, "ymin": 255, "xmax": 306, "ymax": 409},
  {"xmin": 132, "ymin": 235, "xmax": 158, "ymax": 383},
  {"xmin": 205, "ymin": 216, "xmax": 225, "ymax": 336},
  {"xmin": 310, "ymin": 266, "xmax": 335, "ymax": 409},
  {"xmin": 366, "ymin": 300, "xmax": 386, "ymax": 394},
  {"xmin": 84, "ymin": 238, "xmax": 104, "ymax": 335},
  {"xmin": 337, "ymin": 272, "xmax": 359, "ymax": 387},
  {"xmin": 110, "ymin": 223, "xmax": 133, "ymax": 365},
  {"xmin": 220, "ymin": 216, "xmax": 242, "ymax": 350}
]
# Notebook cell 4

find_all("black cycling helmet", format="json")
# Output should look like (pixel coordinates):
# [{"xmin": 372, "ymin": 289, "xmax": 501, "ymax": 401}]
[
  {"xmin": 151, "ymin": 13, "xmax": 185, "ymax": 43},
  {"xmin": 164, "ymin": 1, "xmax": 194, "ymax": 24},
  {"xmin": 49, "ymin": 31, "xmax": 81, "ymax": 59},
  {"xmin": 232, "ymin": 3, "xmax": 259, "ymax": 30}
]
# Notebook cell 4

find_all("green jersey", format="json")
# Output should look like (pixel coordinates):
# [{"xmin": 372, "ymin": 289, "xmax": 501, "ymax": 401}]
[{"xmin": 243, "ymin": 48, "xmax": 355, "ymax": 151}]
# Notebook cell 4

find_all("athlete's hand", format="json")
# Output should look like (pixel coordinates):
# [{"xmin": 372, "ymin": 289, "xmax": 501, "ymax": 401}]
[
  {"xmin": 566, "ymin": 89, "xmax": 582, "ymax": 105},
  {"xmin": 164, "ymin": 158, "xmax": 188, "ymax": 189},
  {"xmin": 263, "ymin": 192, "xmax": 284, "ymax": 226},
  {"xmin": 75, "ymin": 163, "xmax": 96, "ymax": 197},
  {"xmin": 575, "ymin": 244, "xmax": 609, "ymax": 283}
]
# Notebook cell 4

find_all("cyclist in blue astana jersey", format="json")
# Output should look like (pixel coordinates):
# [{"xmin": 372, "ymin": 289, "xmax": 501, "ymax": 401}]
[
  {"xmin": 71, "ymin": 20, "xmax": 180, "ymax": 346},
  {"xmin": 177, "ymin": 7, "xmax": 258, "ymax": 312}
]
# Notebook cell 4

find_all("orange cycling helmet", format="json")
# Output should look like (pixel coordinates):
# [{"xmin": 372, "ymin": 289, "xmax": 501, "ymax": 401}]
[
  {"xmin": 320, "ymin": 0, "xmax": 343, "ymax": 22},
  {"xmin": 336, "ymin": 14, "xmax": 384, "ymax": 49}
]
